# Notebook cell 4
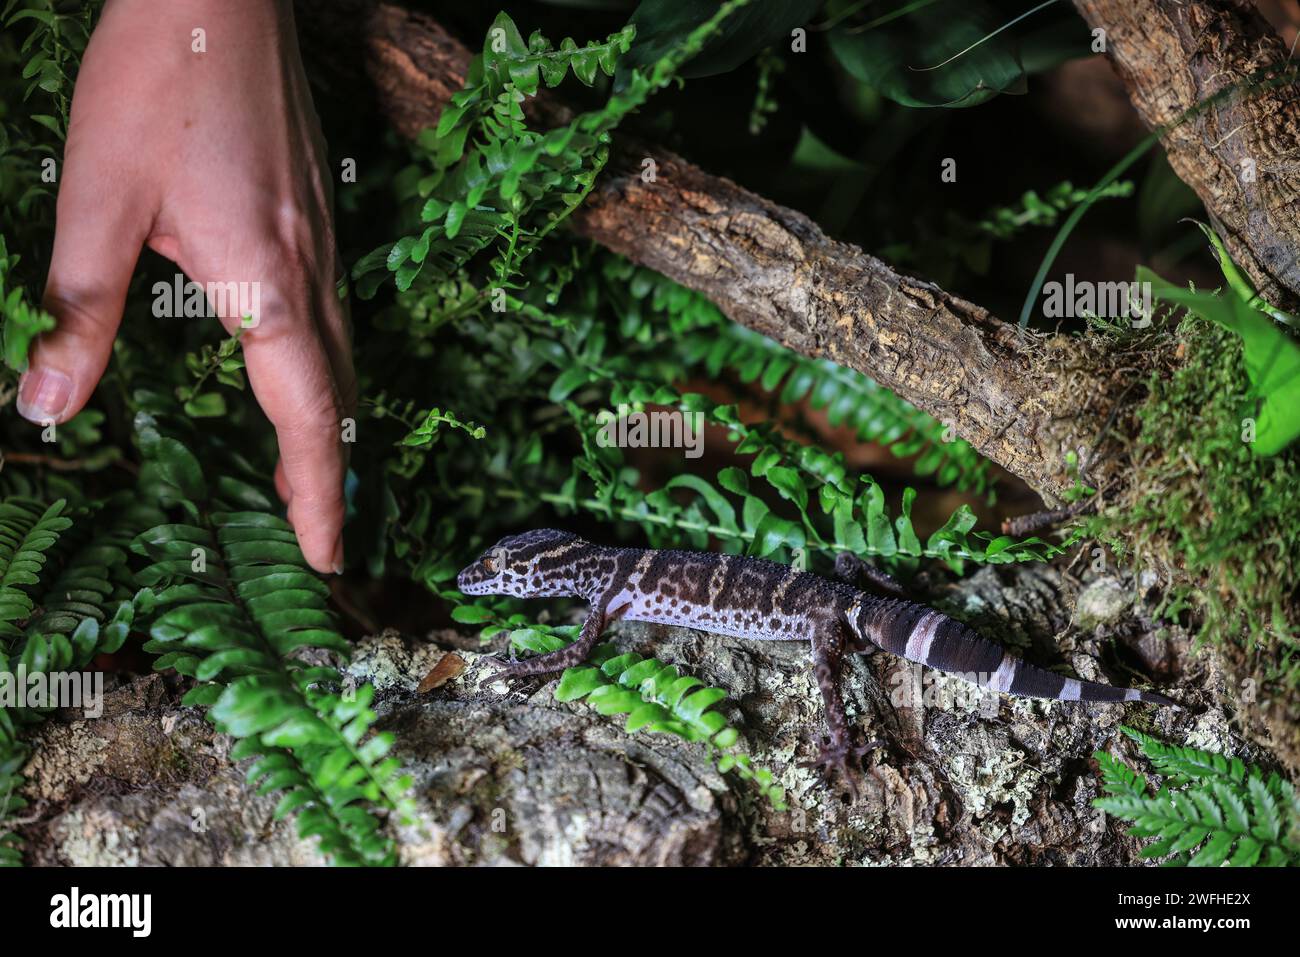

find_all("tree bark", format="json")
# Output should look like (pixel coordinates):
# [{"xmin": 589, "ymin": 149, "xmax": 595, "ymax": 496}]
[
  {"xmin": 295, "ymin": 0, "xmax": 1120, "ymax": 504},
  {"xmin": 1072, "ymin": 0, "xmax": 1300, "ymax": 310}
]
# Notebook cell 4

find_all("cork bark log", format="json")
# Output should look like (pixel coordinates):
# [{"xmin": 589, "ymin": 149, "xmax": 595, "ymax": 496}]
[
  {"xmin": 19, "ymin": 562, "xmax": 1248, "ymax": 866},
  {"xmin": 1072, "ymin": 0, "xmax": 1300, "ymax": 311},
  {"xmin": 295, "ymin": 0, "xmax": 1117, "ymax": 504}
]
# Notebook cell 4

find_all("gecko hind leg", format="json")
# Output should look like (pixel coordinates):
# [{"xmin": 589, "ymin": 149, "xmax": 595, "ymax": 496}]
[{"xmin": 800, "ymin": 623, "xmax": 884, "ymax": 800}]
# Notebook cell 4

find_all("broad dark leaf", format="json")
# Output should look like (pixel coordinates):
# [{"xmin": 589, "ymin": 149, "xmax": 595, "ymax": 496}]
[{"xmin": 617, "ymin": 0, "xmax": 820, "ymax": 84}]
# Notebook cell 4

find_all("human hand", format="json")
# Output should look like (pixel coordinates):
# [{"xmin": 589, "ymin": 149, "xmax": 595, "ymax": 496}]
[{"xmin": 20, "ymin": 0, "xmax": 353, "ymax": 574}]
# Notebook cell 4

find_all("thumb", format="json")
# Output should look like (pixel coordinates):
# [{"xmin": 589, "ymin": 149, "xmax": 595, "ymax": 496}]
[{"xmin": 20, "ymin": 170, "xmax": 146, "ymax": 425}]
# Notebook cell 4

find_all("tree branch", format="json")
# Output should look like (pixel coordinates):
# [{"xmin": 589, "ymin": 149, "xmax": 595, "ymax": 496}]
[
  {"xmin": 1073, "ymin": 0, "xmax": 1300, "ymax": 309},
  {"xmin": 296, "ymin": 0, "xmax": 1135, "ymax": 502}
]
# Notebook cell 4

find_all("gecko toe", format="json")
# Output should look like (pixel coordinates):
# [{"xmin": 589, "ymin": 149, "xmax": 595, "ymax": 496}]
[
  {"xmin": 799, "ymin": 737, "xmax": 877, "ymax": 802},
  {"xmin": 481, "ymin": 659, "xmax": 548, "ymax": 698},
  {"xmin": 852, "ymin": 737, "xmax": 886, "ymax": 758},
  {"xmin": 507, "ymin": 676, "xmax": 546, "ymax": 697}
]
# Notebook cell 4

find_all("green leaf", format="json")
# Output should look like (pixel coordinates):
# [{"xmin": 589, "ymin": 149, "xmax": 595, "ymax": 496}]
[
  {"xmin": 763, "ymin": 465, "xmax": 807, "ymax": 511},
  {"xmin": 183, "ymin": 392, "xmax": 227, "ymax": 418},
  {"xmin": 0, "ymin": 280, "xmax": 56, "ymax": 373},
  {"xmin": 555, "ymin": 666, "xmax": 606, "ymax": 701},
  {"xmin": 29, "ymin": 113, "xmax": 62, "ymax": 136},
  {"xmin": 550, "ymin": 367, "xmax": 592, "ymax": 402},
  {"xmin": 451, "ymin": 605, "xmax": 494, "ymax": 624},
  {"xmin": 619, "ymin": 0, "xmax": 819, "ymax": 83},
  {"xmin": 444, "ymin": 201, "xmax": 468, "ymax": 240},
  {"xmin": 829, "ymin": 1, "xmax": 1029, "ymax": 109},
  {"xmin": 665, "ymin": 474, "xmax": 738, "ymax": 533},
  {"xmin": 1142, "ymin": 267, "xmax": 1300, "ymax": 455}
]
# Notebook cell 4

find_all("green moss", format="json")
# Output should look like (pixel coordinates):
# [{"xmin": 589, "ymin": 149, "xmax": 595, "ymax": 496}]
[{"xmin": 1098, "ymin": 318, "xmax": 1299, "ymax": 709}]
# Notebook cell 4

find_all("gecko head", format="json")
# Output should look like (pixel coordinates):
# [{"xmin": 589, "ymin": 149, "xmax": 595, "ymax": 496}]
[{"xmin": 457, "ymin": 529, "xmax": 584, "ymax": 598}]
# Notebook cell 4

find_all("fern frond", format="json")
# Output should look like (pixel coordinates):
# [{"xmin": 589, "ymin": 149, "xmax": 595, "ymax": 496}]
[
  {"xmin": 215, "ymin": 682, "xmax": 407, "ymax": 867},
  {"xmin": 0, "ymin": 234, "xmax": 55, "ymax": 372},
  {"xmin": 499, "ymin": 623, "xmax": 786, "ymax": 808},
  {"xmin": 129, "ymin": 416, "xmax": 414, "ymax": 866},
  {"xmin": 1118, "ymin": 725, "xmax": 1249, "ymax": 786},
  {"xmin": 22, "ymin": 493, "xmax": 159, "ymax": 640},
  {"xmin": 1094, "ymin": 726, "xmax": 1300, "ymax": 867},
  {"xmin": 0, "ymin": 498, "xmax": 71, "ymax": 642},
  {"xmin": 358, "ymin": 2, "xmax": 753, "ymax": 299},
  {"xmin": 557, "ymin": 379, "xmax": 1065, "ymax": 570},
  {"xmin": 684, "ymin": 323, "xmax": 994, "ymax": 495},
  {"xmin": 0, "ymin": 496, "xmax": 96, "ymax": 866}
]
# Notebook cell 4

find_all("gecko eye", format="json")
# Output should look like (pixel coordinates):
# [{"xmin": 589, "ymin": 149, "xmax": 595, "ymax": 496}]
[{"xmin": 482, "ymin": 557, "xmax": 498, "ymax": 573}]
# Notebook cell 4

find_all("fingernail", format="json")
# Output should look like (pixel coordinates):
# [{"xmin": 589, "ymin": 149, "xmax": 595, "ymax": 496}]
[
  {"xmin": 331, "ymin": 535, "xmax": 345, "ymax": 575},
  {"xmin": 16, "ymin": 368, "xmax": 73, "ymax": 423}
]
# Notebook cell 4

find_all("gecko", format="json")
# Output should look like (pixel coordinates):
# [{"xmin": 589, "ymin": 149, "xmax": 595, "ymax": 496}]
[{"xmin": 457, "ymin": 528, "xmax": 1177, "ymax": 792}]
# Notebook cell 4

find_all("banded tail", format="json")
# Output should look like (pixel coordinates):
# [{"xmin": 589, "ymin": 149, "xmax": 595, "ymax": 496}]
[{"xmin": 849, "ymin": 598, "xmax": 1177, "ymax": 707}]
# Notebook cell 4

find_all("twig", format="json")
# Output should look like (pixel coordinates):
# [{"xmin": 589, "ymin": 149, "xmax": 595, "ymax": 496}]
[{"xmin": 0, "ymin": 449, "xmax": 139, "ymax": 475}]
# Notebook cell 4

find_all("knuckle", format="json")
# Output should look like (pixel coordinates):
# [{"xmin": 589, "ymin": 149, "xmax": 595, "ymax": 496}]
[
  {"xmin": 41, "ymin": 289, "xmax": 111, "ymax": 335},
  {"xmin": 272, "ymin": 201, "xmax": 332, "ymax": 272},
  {"xmin": 278, "ymin": 390, "xmax": 346, "ymax": 444}
]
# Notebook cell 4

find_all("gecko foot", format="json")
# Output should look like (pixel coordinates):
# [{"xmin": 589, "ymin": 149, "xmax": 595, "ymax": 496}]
[
  {"xmin": 481, "ymin": 658, "xmax": 550, "ymax": 698},
  {"xmin": 800, "ymin": 736, "xmax": 884, "ymax": 801}
]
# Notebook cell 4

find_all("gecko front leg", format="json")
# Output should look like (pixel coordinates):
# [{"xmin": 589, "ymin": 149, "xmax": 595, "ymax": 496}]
[
  {"xmin": 489, "ymin": 601, "xmax": 615, "ymax": 695},
  {"xmin": 801, "ymin": 622, "xmax": 882, "ymax": 799}
]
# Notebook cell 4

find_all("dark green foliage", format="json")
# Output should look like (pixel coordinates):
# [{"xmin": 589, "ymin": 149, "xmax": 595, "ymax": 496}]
[
  {"xmin": 1142, "ymin": 266, "xmax": 1300, "ymax": 456},
  {"xmin": 0, "ymin": 235, "xmax": 54, "ymax": 373},
  {"xmin": 1102, "ymin": 316, "xmax": 1299, "ymax": 694},
  {"xmin": 1095, "ymin": 726, "xmax": 1299, "ymax": 867},
  {"xmin": 827, "ymin": 0, "xmax": 1088, "ymax": 109},
  {"xmin": 0, "ymin": 496, "xmax": 138, "ymax": 867},
  {"xmin": 1, "ymin": 0, "xmax": 95, "ymax": 135},
  {"xmin": 0, "ymin": 1, "xmax": 99, "ymax": 286},
  {"xmin": 619, "ymin": 0, "xmax": 817, "ymax": 82},
  {"xmin": 131, "ymin": 417, "xmax": 413, "ymax": 866}
]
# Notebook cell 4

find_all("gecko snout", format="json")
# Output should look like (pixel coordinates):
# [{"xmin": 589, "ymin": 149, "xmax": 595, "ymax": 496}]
[
  {"xmin": 457, "ymin": 544, "xmax": 510, "ymax": 595},
  {"xmin": 456, "ymin": 563, "xmax": 488, "ymax": 594}
]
